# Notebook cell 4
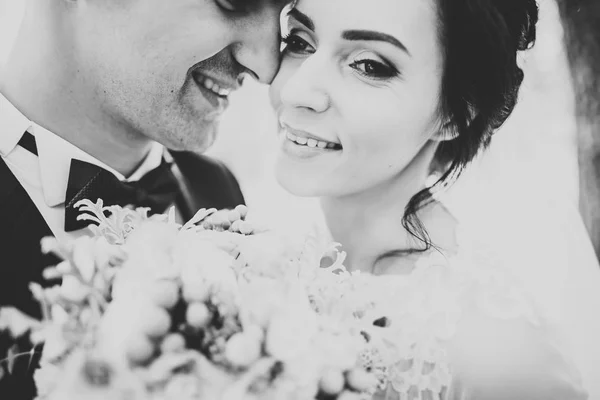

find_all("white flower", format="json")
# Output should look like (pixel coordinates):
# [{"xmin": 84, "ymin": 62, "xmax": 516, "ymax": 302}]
[
  {"xmin": 39, "ymin": 322, "xmax": 72, "ymax": 363},
  {"xmin": 265, "ymin": 285, "xmax": 318, "ymax": 361},
  {"xmin": 59, "ymin": 276, "xmax": 90, "ymax": 303},
  {"xmin": 44, "ymin": 348, "xmax": 146, "ymax": 400},
  {"xmin": 97, "ymin": 298, "xmax": 153, "ymax": 356},
  {"xmin": 177, "ymin": 235, "xmax": 238, "ymax": 300},
  {"xmin": 111, "ymin": 221, "xmax": 180, "ymax": 300},
  {"xmin": 237, "ymin": 277, "xmax": 286, "ymax": 328},
  {"xmin": 56, "ymin": 236, "xmax": 97, "ymax": 303},
  {"xmin": 71, "ymin": 236, "xmax": 97, "ymax": 281},
  {"xmin": 313, "ymin": 331, "xmax": 362, "ymax": 370},
  {"xmin": 235, "ymin": 231, "xmax": 306, "ymax": 278},
  {"xmin": 34, "ymin": 361, "xmax": 61, "ymax": 398},
  {"xmin": 123, "ymin": 220, "xmax": 179, "ymax": 274}
]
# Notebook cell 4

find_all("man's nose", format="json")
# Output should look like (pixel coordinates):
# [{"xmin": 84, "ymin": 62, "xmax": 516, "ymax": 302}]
[{"xmin": 231, "ymin": 11, "xmax": 282, "ymax": 84}]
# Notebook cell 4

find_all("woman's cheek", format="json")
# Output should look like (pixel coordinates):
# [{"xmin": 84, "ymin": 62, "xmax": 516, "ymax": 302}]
[
  {"xmin": 269, "ymin": 57, "xmax": 298, "ymax": 108},
  {"xmin": 268, "ymin": 74, "xmax": 286, "ymax": 109}
]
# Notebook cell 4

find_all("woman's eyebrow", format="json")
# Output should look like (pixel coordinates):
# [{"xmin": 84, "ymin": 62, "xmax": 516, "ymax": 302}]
[
  {"xmin": 285, "ymin": 9, "xmax": 410, "ymax": 57},
  {"xmin": 342, "ymin": 30, "xmax": 411, "ymax": 56}
]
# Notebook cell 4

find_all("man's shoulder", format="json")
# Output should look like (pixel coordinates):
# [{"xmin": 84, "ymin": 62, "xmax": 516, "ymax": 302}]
[
  {"xmin": 168, "ymin": 151, "xmax": 245, "ymax": 210},
  {"xmin": 170, "ymin": 151, "xmax": 233, "ymax": 177},
  {"xmin": 169, "ymin": 151, "xmax": 240, "ymax": 189}
]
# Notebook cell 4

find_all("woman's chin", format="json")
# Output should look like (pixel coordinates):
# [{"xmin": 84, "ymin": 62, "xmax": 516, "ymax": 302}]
[
  {"xmin": 275, "ymin": 173, "xmax": 317, "ymax": 198},
  {"xmin": 274, "ymin": 167, "xmax": 327, "ymax": 198},
  {"xmin": 273, "ymin": 147, "xmax": 348, "ymax": 198}
]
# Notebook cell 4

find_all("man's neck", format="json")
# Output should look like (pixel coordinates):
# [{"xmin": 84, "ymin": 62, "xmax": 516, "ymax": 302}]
[{"xmin": 0, "ymin": 4, "xmax": 152, "ymax": 177}]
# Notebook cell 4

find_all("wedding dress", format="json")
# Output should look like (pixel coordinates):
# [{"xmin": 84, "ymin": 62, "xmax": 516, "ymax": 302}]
[{"xmin": 364, "ymin": 193, "xmax": 600, "ymax": 400}]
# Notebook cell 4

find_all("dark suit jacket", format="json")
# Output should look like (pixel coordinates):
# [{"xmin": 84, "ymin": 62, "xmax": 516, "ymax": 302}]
[{"xmin": 0, "ymin": 150, "xmax": 244, "ymax": 400}]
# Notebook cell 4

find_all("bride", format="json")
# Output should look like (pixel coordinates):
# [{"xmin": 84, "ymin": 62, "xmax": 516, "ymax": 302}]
[{"xmin": 268, "ymin": 0, "xmax": 600, "ymax": 398}]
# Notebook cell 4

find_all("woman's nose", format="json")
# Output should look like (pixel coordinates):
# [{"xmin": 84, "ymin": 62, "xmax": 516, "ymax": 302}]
[{"xmin": 279, "ymin": 55, "xmax": 331, "ymax": 113}]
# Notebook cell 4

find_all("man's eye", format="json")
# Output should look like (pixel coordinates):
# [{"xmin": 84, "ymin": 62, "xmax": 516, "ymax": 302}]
[
  {"xmin": 349, "ymin": 59, "xmax": 397, "ymax": 79},
  {"xmin": 216, "ymin": 0, "xmax": 244, "ymax": 12},
  {"xmin": 281, "ymin": 34, "xmax": 315, "ymax": 55}
]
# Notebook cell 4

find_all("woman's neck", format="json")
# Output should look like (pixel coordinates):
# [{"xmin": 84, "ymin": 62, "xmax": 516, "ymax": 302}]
[
  {"xmin": 320, "ymin": 141, "xmax": 449, "ymax": 273},
  {"xmin": 0, "ymin": 3, "xmax": 152, "ymax": 177}
]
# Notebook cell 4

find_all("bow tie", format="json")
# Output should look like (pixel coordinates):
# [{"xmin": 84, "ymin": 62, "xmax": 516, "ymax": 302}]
[
  {"xmin": 17, "ymin": 132, "xmax": 181, "ymax": 232},
  {"xmin": 64, "ymin": 159, "xmax": 180, "ymax": 232}
]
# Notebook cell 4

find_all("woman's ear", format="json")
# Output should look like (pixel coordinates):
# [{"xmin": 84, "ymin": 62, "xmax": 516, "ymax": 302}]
[{"xmin": 432, "ymin": 121, "xmax": 459, "ymax": 142}]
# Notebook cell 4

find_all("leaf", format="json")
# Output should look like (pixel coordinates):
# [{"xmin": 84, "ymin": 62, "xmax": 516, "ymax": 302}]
[
  {"xmin": 0, "ymin": 307, "xmax": 42, "ymax": 339},
  {"xmin": 75, "ymin": 199, "xmax": 106, "ymax": 225},
  {"xmin": 182, "ymin": 208, "xmax": 217, "ymax": 231},
  {"xmin": 167, "ymin": 207, "xmax": 177, "ymax": 225},
  {"xmin": 6, "ymin": 345, "xmax": 17, "ymax": 374},
  {"xmin": 74, "ymin": 199, "xmax": 147, "ymax": 245},
  {"xmin": 76, "ymin": 214, "xmax": 103, "ymax": 224},
  {"xmin": 41, "ymin": 237, "xmax": 69, "ymax": 260}
]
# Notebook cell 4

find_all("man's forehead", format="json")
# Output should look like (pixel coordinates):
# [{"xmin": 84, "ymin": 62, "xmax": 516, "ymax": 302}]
[
  {"xmin": 272, "ymin": 0, "xmax": 294, "ymax": 5},
  {"xmin": 247, "ymin": 0, "xmax": 294, "ymax": 8}
]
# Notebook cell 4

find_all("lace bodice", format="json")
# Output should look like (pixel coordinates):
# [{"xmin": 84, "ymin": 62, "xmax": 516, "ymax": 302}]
[{"xmin": 360, "ymin": 225, "xmax": 587, "ymax": 400}]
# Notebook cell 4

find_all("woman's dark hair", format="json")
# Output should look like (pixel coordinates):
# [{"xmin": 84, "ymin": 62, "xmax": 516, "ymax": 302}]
[{"xmin": 402, "ymin": 0, "xmax": 539, "ymax": 251}]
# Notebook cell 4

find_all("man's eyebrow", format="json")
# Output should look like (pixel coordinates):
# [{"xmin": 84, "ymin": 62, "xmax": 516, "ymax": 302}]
[
  {"xmin": 342, "ymin": 30, "xmax": 411, "ymax": 56},
  {"xmin": 287, "ymin": 8, "xmax": 315, "ymax": 31}
]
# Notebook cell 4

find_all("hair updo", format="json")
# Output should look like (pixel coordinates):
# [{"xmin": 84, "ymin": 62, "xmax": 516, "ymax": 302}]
[{"xmin": 403, "ymin": 0, "xmax": 539, "ymax": 250}]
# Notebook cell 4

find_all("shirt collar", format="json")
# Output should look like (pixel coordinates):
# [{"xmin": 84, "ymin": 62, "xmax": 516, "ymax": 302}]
[
  {"xmin": 0, "ymin": 92, "xmax": 166, "ymax": 207},
  {"xmin": 0, "ymin": 93, "xmax": 34, "ymax": 157}
]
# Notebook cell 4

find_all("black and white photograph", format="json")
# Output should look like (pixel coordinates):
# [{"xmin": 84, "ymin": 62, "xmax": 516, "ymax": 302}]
[{"xmin": 1, "ymin": 0, "xmax": 600, "ymax": 399}]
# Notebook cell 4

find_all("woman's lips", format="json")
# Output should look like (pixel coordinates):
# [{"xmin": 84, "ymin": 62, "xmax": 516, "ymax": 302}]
[{"xmin": 280, "ymin": 123, "xmax": 342, "ymax": 150}]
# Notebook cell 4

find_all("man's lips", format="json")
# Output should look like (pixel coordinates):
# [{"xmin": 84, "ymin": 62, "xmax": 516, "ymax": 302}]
[
  {"xmin": 190, "ymin": 70, "xmax": 240, "ymax": 111},
  {"xmin": 192, "ymin": 71, "xmax": 239, "ymax": 97}
]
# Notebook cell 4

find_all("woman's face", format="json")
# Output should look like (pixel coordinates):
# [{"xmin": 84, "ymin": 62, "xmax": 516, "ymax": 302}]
[{"xmin": 270, "ymin": 0, "xmax": 445, "ymax": 197}]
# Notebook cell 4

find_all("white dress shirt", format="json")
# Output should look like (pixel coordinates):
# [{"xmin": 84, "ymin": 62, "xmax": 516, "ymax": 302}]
[{"xmin": 0, "ymin": 93, "xmax": 165, "ymax": 243}]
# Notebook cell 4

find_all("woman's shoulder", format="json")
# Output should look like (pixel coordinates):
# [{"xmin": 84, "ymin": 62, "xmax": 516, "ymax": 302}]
[
  {"xmin": 376, "ymin": 221, "xmax": 589, "ymax": 400},
  {"xmin": 443, "ymin": 304, "xmax": 588, "ymax": 400}
]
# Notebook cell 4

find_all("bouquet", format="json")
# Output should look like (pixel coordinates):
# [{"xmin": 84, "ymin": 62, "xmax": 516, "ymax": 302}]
[{"xmin": 15, "ymin": 200, "xmax": 453, "ymax": 400}]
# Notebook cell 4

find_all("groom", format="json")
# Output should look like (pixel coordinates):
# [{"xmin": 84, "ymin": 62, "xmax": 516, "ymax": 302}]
[{"xmin": 0, "ymin": 0, "xmax": 289, "ymax": 398}]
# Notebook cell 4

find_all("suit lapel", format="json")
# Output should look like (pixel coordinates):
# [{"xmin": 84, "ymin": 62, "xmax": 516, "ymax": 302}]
[
  {"xmin": 0, "ymin": 160, "xmax": 59, "ymax": 400},
  {"xmin": 0, "ymin": 158, "xmax": 57, "ymax": 318},
  {"xmin": 169, "ymin": 160, "xmax": 198, "ymax": 222}
]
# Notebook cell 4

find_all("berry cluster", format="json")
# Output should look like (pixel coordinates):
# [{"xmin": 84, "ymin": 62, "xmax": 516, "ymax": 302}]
[
  {"xmin": 32, "ymin": 203, "xmax": 381, "ymax": 400},
  {"xmin": 115, "ymin": 252, "xmax": 377, "ymax": 399}
]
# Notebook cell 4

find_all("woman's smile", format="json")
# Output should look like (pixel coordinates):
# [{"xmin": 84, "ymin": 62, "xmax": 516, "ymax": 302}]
[{"xmin": 278, "ymin": 123, "xmax": 343, "ymax": 160}]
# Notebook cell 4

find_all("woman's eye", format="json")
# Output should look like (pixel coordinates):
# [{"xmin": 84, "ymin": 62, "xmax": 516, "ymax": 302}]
[
  {"xmin": 350, "ymin": 59, "xmax": 397, "ymax": 79},
  {"xmin": 281, "ymin": 34, "xmax": 315, "ymax": 55}
]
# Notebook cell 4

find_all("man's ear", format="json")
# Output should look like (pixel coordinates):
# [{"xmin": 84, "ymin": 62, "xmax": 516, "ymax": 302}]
[{"xmin": 432, "ymin": 121, "xmax": 459, "ymax": 142}]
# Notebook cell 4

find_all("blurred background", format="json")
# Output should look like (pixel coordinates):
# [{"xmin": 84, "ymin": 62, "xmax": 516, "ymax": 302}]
[{"xmin": 0, "ymin": 0, "xmax": 580, "ymax": 231}]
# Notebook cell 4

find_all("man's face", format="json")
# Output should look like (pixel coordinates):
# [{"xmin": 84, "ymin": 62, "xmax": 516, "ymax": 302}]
[{"xmin": 73, "ymin": 0, "xmax": 288, "ymax": 152}]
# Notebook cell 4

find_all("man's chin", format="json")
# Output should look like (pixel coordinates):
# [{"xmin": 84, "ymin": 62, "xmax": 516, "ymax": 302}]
[{"xmin": 163, "ymin": 125, "xmax": 218, "ymax": 154}]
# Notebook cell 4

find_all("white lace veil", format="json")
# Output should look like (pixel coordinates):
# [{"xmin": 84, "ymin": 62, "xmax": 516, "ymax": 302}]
[{"xmin": 442, "ymin": 183, "xmax": 600, "ymax": 399}]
